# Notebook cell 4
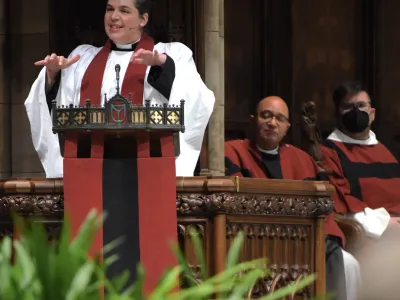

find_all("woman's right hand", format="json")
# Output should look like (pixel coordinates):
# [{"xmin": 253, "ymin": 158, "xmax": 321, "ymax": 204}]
[{"xmin": 34, "ymin": 53, "xmax": 80, "ymax": 85}]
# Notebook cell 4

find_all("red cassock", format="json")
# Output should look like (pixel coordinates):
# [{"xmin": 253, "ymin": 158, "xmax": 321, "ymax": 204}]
[
  {"xmin": 320, "ymin": 139, "xmax": 400, "ymax": 215},
  {"xmin": 225, "ymin": 139, "xmax": 345, "ymax": 246}
]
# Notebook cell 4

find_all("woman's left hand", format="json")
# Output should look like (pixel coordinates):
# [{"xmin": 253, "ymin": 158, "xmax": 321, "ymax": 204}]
[{"xmin": 130, "ymin": 49, "xmax": 166, "ymax": 66}]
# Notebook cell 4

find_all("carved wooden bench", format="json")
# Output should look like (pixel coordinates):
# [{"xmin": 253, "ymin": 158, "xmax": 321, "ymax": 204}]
[{"xmin": 0, "ymin": 176, "xmax": 334, "ymax": 298}]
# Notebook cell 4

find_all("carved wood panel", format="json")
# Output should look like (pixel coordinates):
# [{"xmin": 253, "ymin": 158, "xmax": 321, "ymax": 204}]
[
  {"xmin": 177, "ymin": 218, "xmax": 212, "ymax": 284},
  {"xmin": 177, "ymin": 216, "xmax": 316, "ymax": 299},
  {"xmin": 226, "ymin": 219, "xmax": 313, "ymax": 299}
]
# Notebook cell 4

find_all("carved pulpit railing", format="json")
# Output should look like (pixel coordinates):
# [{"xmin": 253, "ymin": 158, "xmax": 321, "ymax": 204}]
[{"xmin": 0, "ymin": 177, "xmax": 333, "ymax": 298}]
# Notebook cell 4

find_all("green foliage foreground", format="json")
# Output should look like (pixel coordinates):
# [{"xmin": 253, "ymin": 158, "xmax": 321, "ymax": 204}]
[{"xmin": 0, "ymin": 210, "xmax": 316, "ymax": 299}]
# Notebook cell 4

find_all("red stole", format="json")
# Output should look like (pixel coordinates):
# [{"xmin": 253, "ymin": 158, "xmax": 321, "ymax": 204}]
[{"xmin": 80, "ymin": 33, "xmax": 155, "ymax": 105}]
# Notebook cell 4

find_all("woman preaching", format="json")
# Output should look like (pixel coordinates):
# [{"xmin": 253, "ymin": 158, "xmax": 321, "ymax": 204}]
[{"xmin": 24, "ymin": 0, "xmax": 215, "ymax": 178}]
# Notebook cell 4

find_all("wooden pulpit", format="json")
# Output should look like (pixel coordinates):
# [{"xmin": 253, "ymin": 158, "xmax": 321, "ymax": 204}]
[
  {"xmin": 1, "ymin": 176, "xmax": 365, "ymax": 298},
  {"xmin": 51, "ymin": 68, "xmax": 185, "ymax": 293}
]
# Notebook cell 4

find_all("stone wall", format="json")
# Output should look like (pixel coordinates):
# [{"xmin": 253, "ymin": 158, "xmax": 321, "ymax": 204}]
[{"xmin": 0, "ymin": 0, "xmax": 50, "ymax": 178}]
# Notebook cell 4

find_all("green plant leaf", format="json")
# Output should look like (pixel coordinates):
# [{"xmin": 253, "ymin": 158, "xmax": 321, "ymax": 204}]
[
  {"xmin": 104, "ymin": 254, "xmax": 120, "ymax": 269},
  {"xmin": 174, "ymin": 281, "xmax": 238, "ymax": 300},
  {"xmin": 169, "ymin": 282, "xmax": 214, "ymax": 300},
  {"xmin": 149, "ymin": 266, "xmax": 181, "ymax": 299},
  {"xmin": 0, "ymin": 209, "xmax": 323, "ymax": 300},
  {"xmin": 1, "ymin": 236, "xmax": 12, "ymax": 260},
  {"xmin": 66, "ymin": 261, "xmax": 96, "ymax": 300},
  {"xmin": 111, "ymin": 270, "xmax": 130, "ymax": 293},
  {"xmin": 0, "ymin": 237, "xmax": 12, "ymax": 292},
  {"xmin": 94, "ymin": 263, "xmax": 116, "ymax": 295},
  {"xmin": 208, "ymin": 258, "xmax": 266, "ymax": 285},
  {"xmin": 122, "ymin": 263, "xmax": 145, "ymax": 298},
  {"xmin": 103, "ymin": 236, "xmax": 125, "ymax": 256},
  {"xmin": 188, "ymin": 227, "xmax": 208, "ymax": 281},
  {"xmin": 219, "ymin": 231, "xmax": 246, "ymax": 299},
  {"xmin": 105, "ymin": 294, "xmax": 133, "ymax": 300},
  {"xmin": 13, "ymin": 240, "xmax": 35, "ymax": 290},
  {"xmin": 225, "ymin": 231, "xmax": 244, "ymax": 269},
  {"xmin": 170, "ymin": 243, "xmax": 199, "ymax": 287},
  {"xmin": 84, "ymin": 281, "xmax": 104, "ymax": 295},
  {"xmin": 260, "ymin": 274, "xmax": 316, "ymax": 300},
  {"xmin": 54, "ymin": 213, "xmax": 97, "ymax": 300},
  {"xmin": 70, "ymin": 209, "xmax": 103, "ymax": 255},
  {"xmin": 228, "ymin": 269, "xmax": 265, "ymax": 299}
]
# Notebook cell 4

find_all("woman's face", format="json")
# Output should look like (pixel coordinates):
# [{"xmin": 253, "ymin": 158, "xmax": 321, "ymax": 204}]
[{"xmin": 104, "ymin": 0, "xmax": 148, "ymax": 44}]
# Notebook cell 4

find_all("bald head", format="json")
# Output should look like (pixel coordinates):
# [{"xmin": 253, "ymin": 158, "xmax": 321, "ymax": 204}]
[
  {"xmin": 251, "ymin": 96, "xmax": 291, "ymax": 150},
  {"xmin": 256, "ymin": 96, "xmax": 289, "ymax": 119}
]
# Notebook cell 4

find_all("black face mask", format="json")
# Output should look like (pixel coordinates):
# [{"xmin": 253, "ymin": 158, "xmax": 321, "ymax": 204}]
[{"xmin": 340, "ymin": 107, "xmax": 370, "ymax": 133}]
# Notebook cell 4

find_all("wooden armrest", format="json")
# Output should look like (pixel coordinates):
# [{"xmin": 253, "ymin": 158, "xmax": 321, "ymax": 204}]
[{"xmin": 334, "ymin": 213, "xmax": 365, "ymax": 253}]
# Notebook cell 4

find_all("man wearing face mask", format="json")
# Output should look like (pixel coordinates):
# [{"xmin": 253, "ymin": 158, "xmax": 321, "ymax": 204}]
[{"xmin": 320, "ymin": 81, "xmax": 400, "ymax": 241}]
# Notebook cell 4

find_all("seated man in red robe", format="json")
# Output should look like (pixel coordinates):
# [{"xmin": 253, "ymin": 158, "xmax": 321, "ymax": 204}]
[
  {"xmin": 225, "ymin": 96, "xmax": 360, "ymax": 300},
  {"xmin": 320, "ymin": 81, "xmax": 400, "ymax": 240}
]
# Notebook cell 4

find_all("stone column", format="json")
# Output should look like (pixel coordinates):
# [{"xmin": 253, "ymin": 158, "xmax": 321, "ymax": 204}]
[
  {"xmin": 9, "ymin": 0, "xmax": 50, "ymax": 178},
  {"xmin": 204, "ymin": 0, "xmax": 225, "ymax": 176}
]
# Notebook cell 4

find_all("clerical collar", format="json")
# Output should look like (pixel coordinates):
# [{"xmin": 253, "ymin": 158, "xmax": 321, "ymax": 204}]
[
  {"xmin": 257, "ymin": 145, "xmax": 279, "ymax": 155},
  {"xmin": 328, "ymin": 129, "xmax": 378, "ymax": 146},
  {"xmin": 111, "ymin": 39, "xmax": 140, "ymax": 52}
]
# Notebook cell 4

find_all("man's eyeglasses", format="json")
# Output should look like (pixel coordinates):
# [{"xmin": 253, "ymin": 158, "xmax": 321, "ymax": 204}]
[
  {"xmin": 260, "ymin": 110, "xmax": 289, "ymax": 124},
  {"xmin": 340, "ymin": 101, "xmax": 371, "ymax": 112}
]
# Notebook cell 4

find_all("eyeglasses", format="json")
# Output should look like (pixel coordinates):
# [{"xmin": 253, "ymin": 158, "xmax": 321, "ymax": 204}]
[
  {"xmin": 341, "ymin": 101, "xmax": 371, "ymax": 112},
  {"xmin": 259, "ymin": 110, "xmax": 289, "ymax": 124}
]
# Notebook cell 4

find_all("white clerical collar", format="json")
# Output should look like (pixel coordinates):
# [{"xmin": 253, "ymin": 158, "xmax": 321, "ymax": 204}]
[
  {"xmin": 115, "ymin": 43, "xmax": 134, "ymax": 49},
  {"xmin": 257, "ymin": 145, "xmax": 279, "ymax": 155},
  {"xmin": 327, "ymin": 129, "xmax": 378, "ymax": 145},
  {"xmin": 113, "ymin": 38, "xmax": 141, "ymax": 50}
]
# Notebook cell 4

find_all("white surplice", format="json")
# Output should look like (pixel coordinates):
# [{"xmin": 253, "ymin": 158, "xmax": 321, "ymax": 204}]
[
  {"xmin": 24, "ymin": 42, "xmax": 215, "ymax": 178},
  {"xmin": 328, "ymin": 129, "xmax": 391, "ymax": 239}
]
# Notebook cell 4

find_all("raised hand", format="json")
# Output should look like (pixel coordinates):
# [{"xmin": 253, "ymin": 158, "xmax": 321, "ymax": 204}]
[
  {"xmin": 130, "ymin": 49, "xmax": 166, "ymax": 66},
  {"xmin": 35, "ymin": 53, "xmax": 80, "ymax": 89},
  {"xmin": 34, "ymin": 53, "xmax": 81, "ymax": 74}
]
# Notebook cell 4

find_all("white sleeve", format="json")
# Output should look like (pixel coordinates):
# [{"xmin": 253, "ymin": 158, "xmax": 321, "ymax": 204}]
[
  {"xmin": 350, "ymin": 207, "xmax": 391, "ymax": 239},
  {"xmin": 24, "ymin": 45, "xmax": 94, "ymax": 178},
  {"xmin": 24, "ymin": 67, "xmax": 63, "ymax": 178},
  {"xmin": 147, "ymin": 42, "xmax": 215, "ymax": 176}
]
